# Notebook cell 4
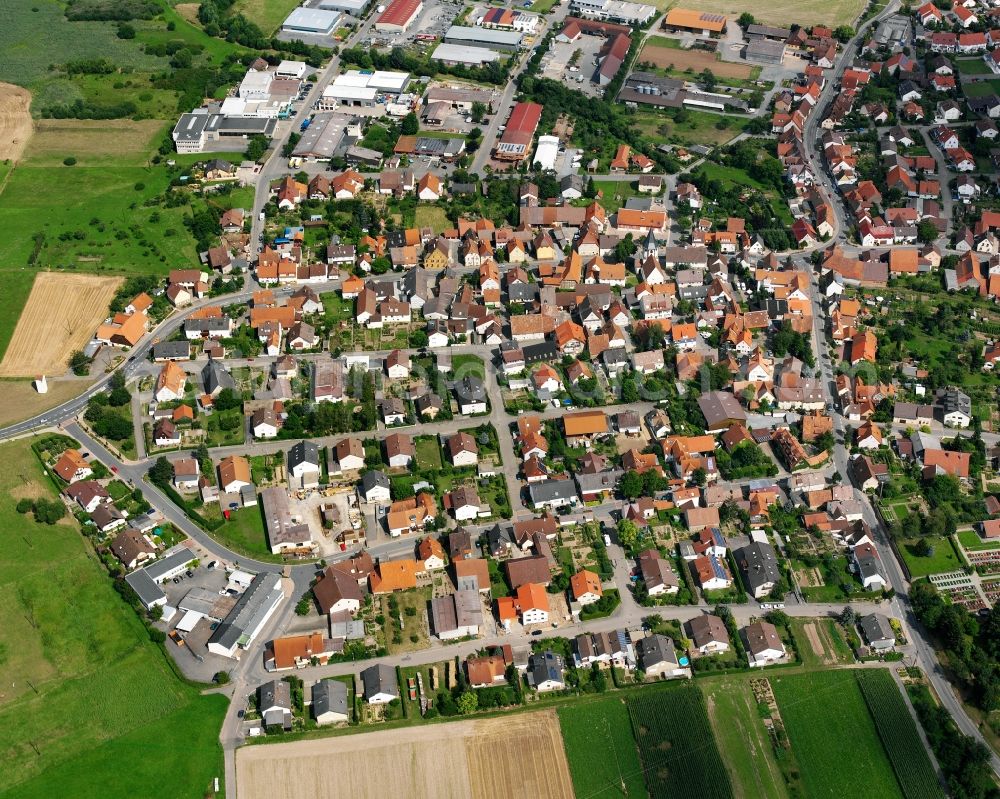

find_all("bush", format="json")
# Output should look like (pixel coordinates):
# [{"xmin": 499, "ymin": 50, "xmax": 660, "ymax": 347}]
[
  {"xmin": 63, "ymin": 157, "xmax": 77, "ymax": 166},
  {"xmin": 16, "ymin": 498, "xmax": 33, "ymax": 514}
]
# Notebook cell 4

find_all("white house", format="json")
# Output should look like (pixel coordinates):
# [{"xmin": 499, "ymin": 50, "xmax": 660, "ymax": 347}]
[{"xmin": 742, "ymin": 621, "xmax": 787, "ymax": 667}]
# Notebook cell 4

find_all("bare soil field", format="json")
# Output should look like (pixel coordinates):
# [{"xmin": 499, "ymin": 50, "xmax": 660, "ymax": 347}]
[
  {"xmin": 236, "ymin": 711, "xmax": 573, "ymax": 799},
  {"xmin": 0, "ymin": 83, "xmax": 32, "ymax": 162},
  {"xmin": 0, "ymin": 378, "xmax": 96, "ymax": 427},
  {"xmin": 666, "ymin": 0, "xmax": 866, "ymax": 27},
  {"xmin": 0, "ymin": 272, "xmax": 121, "ymax": 377},
  {"xmin": 802, "ymin": 622, "xmax": 827, "ymax": 659},
  {"xmin": 22, "ymin": 119, "xmax": 165, "ymax": 166},
  {"xmin": 639, "ymin": 44, "xmax": 754, "ymax": 79}
]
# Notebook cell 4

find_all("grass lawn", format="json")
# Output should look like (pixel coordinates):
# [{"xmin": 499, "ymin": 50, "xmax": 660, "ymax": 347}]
[
  {"xmin": 530, "ymin": 0, "xmax": 559, "ymax": 11},
  {"xmin": 414, "ymin": 436, "xmax": 444, "ymax": 471},
  {"xmin": 772, "ymin": 671, "xmax": 903, "ymax": 799},
  {"xmin": 0, "ymin": 439, "xmax": 227, "ymax": 797},
  {"xmin": 414, "ymin": 204, "xmax": 450, "ymax": 231},
  {"xmin": 701, "ymin": 677, "xmax": 789, "ymax": 799},
  {"xmin": 211, "ymin": 504, "xmax": 282, "ymax": 562},
  {"xmin": 452, "ymin": 353, "xmax": 486, "ymax": 380},
  {"xmin": 205, "ymin": 409, "xmax": 246, "ymax": 447},
  {"xmin": 233, "ymin": 0, "xmax": 302, "ymax": 34},
  {"xmin": 594, "ymin": 180, "xmax": 641, "ymax": 213},
  {"xmin": 558, "ymin": 696, "xmax": 646, "ymax": 799},
  {"xmin": 958, "ymin": 529, "xmax": 1000, "ymax": 552},
  {"xmin": 898, "ymin": 535, "xmax": 962, "ymax": 578},
  {"xmin": 963, "ymin": 78, "xmax": 1000, "ymax": 97},
  {"xmin": 956, "ymin": 58, "xmax": 993, "ymax": 76},
  {"xmin": 632, "ymin": 107, "xmax": 746, "ymax": 149},
  {"xmin": 384, "ymin": 587, "xmax": 432, "ymax": 654}
]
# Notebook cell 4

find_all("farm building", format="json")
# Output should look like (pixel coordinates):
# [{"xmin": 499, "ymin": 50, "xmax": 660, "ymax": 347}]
[
  {"xmin": 662, "ymin": 8, "xmax": 727, "ymax": 35},
  {"xmin": 745, "ymin": 39, "xmax": 786, "ymax": 64}
]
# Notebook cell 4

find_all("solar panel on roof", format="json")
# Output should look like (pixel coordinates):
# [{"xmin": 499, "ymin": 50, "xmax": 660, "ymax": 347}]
[{"xmin": 710, "ymin": 556, "xmax": 727, "ymax": 580}]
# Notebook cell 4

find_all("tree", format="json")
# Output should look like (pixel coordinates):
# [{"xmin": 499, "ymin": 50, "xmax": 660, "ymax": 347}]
[
  {"xmin": 699, "ymin": 69, "xmax": 717, "ymax": 92},
  {"xmin": 214, "ymin": 388, "xmax": 242, "ymax": 412},
  {"xmin": 457, "ymin": 691, "xmax": 478, "ymax": 714},
  {"xmin": 214, "ymin": 671, "xmax": 231, "ymax": 685},
  {"xmin": 149, "ymin": 456, "xmax": 174, "ymax": 485},
  {"xmin": 16, "ymin": 498, "xmax": 32, "ymax": 514},
  {"xmin": 409, "ymin": 329, "xmax": 429, "ymax": 348},
  {"xmin": 738, "ymin": 12, "xmax": 755, "ymax": 28},
  {"xmin": 617, "ymin": 518, "xmax": 640, "ymax": 550},
  {"xmin": 471, "ymin": 101, "xmax": 487, "ymax": 122},
  {"xmin": 917, "ymin": 220, "xmax": 939, "ymax": 244},
  {"xmin": 833, "ymin": 25, "xmax": 855, "ymax": 42},
  {"xmin": 620, "ymin": 471, "xmax": 644, "ymax": 499},
  {"xmin": 401, "ymin": 112, "xmax": 419, "ymax": 136},
  {"xmin": 838, "ymin": 605, "xmax": 858, "ymax": 627}
]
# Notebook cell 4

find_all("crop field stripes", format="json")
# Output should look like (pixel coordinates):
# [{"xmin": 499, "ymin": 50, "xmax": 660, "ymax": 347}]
[
  {"xmin": 855, "ymin": 671, "xmax": 944, "ymax": 799},
  {"xmin": 627, "ymin": 686, "xmax": 734, "ymax": 799}
]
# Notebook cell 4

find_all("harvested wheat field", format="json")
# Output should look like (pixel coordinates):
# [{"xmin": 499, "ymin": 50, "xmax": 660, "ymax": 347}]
[
  {"xmin": 236, "ymin": 711, "xmax": 574, "ymax": 799},
  {"xmin": 0, "ymin": 378, "xmax": 94, "ymax": 427},
  {"xmin": 0, "ymin": 272, "xmax": 121, "ymax": 377},
  {"xmin": 667, "ymin": 0, "xmax": 865, "ymax": 28},
  {"xmin": 0, "ymin": 83, "xmax": 32, "ymax": 163},
  {"xmin": 639, "ymin": 45, "xmax": 754, "ymax": 79}
]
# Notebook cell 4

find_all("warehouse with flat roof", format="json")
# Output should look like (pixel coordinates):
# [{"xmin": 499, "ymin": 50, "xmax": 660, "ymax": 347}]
[
  {"xmin": 293, "ymin": 111, "xmax": 357, "ymax": 159},
  {"xmin": 318, "ymin": 0, "xmax": 369, "ymax": 13},
  {"xmin": 375, "ymin": 0, "xmax": 423, "ymax": 32},
  {"xmin": 495, "ymin": 101, "xmax": 542, "ymax": 161},
  {"xmin": 432, "ymin": 43, "xmax": 502, "ymax": 65},
  {"xmin": 282, "ymin": 7, "xmax": 342, "ymax": 34},
  {"xmin": 444, "ymin": 24, "xmax": 523, "ymax": 51}
]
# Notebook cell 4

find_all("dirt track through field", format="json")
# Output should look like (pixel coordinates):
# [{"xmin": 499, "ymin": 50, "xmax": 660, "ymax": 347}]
[
  {"xmin": 0, "ymin": 83, "xmax": 32, "ymax": 163},
  {"xmin": 639, "ymin": 45, "xmax": 753, "ymax": 79},
  {"xmin": 0, "ymin": 273, "xmax": 121, "ymax": 378},
  {"xmin": 236, "ymin": 711, "xmax": 573, "ymax": 799}
]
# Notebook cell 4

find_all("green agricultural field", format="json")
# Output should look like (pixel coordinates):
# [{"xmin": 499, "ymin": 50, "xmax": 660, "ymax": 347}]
[
  {"xmin": 701, "ymin": 678, "xmax": 789, "ymax": 799},
  {"xmin": 772, "ymin": 671, "xmax": 903, "ymax": 799},
  {"xmin": 628, "ymin": 685, "xmax": 734, "ymax": 799},
  {"xmin": 559, "ymin": 697, "xmax": 646, "ymax": 799},
  {"xmin": 898, "ymin": 536, "xmax": 962, "ymax": 578},
  {"xmin": 855, "ymin": 671, "xmax": 944, "ymax": 799},
  {"xmin": 0, "ymin": 439, "xmax": 227, "ymax": 797}
]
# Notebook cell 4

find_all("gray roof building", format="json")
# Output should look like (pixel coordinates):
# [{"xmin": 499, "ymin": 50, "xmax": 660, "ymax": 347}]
[
  {"xmin": 288, "ymin": 440, "xmax": 320, "ymax": 474},
  {"xmin": 202, "ymin": 360, "xmax": 236, "ymax": 396},
  {"xmin": 207, "ymin": 572, "xmax": 284, "ymax": 657},
  {"xmin": 859, "ymin": 613, "xmax": 895, "ymax": 651},
  {"xmin": 636, "ymin": 633, "xmax": 679, "ymax": 672},
  {"xmin": 312, "ymin": 679, "xmax": 349, "ymax": 724},
  {"xmin": 153, "ymin": 341, "xmax": 191, "ymax": 361},
  {"xmin": 361, "ymin": 663, "xmax": 399, "ymax": 702},
  {"xmin": 125, "ymin": 548, "xmax": 194, "ymax": 609},
  {"xmin": 527, "ymin": 650, "xmax": 565, "ymax": 690},
  {"xmin": 259, "ymin": 680, "xmax": 292, "ymax": 729},
  {"xmin": 698, "ymin": 390, "xmax": 748, "ymax": 432},
  {"xmin": 734, "ymin": 542, "xmax": 781, "ymax": 599},
  {"xmin": 528, "ymin": 478, "xmax": 579, "ymax": 508}
]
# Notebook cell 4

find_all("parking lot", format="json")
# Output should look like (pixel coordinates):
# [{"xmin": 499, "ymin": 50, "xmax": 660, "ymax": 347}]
[
  {"xmin": 369, "ymin": 0, "xmax": 464, "ymax": 47},
  {"xmin": 540, "ymin": 36, "xmax": 605, "ymax": 98},
  {"xmin": 161, "ymin": 562, "xmax": 239, "ymax": 680}
]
